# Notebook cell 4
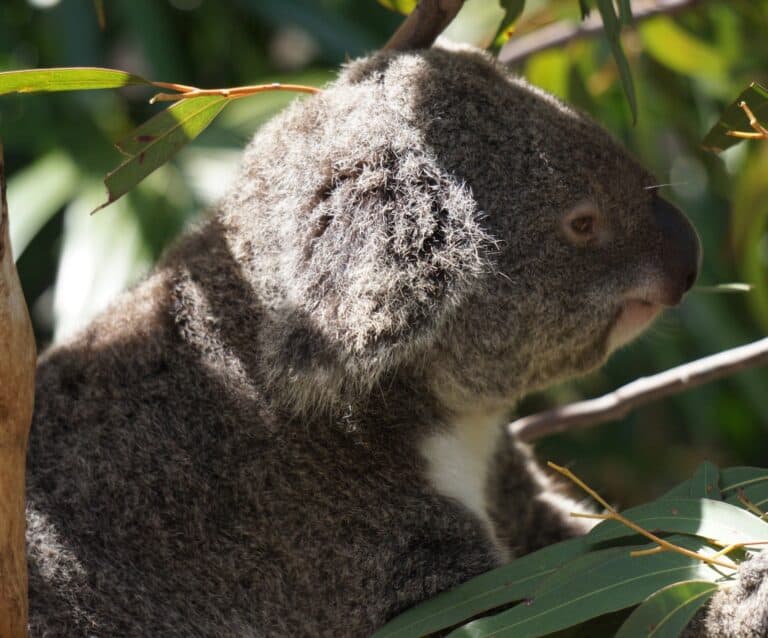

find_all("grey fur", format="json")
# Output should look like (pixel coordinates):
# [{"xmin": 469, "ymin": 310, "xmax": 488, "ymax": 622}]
[{"xmin": 25, "ymin": 46, "xmax": 715, "ymax": 637}]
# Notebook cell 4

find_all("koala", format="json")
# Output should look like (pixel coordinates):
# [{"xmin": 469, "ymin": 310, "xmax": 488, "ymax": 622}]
[{"xmin": 25, "ymin": 45, "xmax": 713, "ymax": 637}]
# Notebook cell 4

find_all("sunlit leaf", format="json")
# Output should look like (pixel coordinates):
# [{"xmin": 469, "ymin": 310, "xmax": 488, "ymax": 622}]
[
  {"xmin": 376, "ymin": 0, "xmax": 417, "ymax": 15},
  {"xmin": 0, "ymin": 67, "xmax": 148, "ymax": 95},
  {"xmin": 493, "ymin": 0, "xmax": 526, "ymax": 48},
  {"xmin": 694, "ymin": 284, "xmax": 753, "ymax": 294},
  {"xmin": 372, "ymin": 537, "xmax": 588, "ymax": 638},
  {"xmin": 702, "ymin": 82, "xmax": 768, "ymax": 153},
  {"xmin": 614, "ymin": 580, "xmax": 718, "ymax": 638},
  {"xmin": 447, "ymin": 538, "xmax": 717, "ymax": 638},
  {"xmin": 595, "ymin": 0, "xmax": 637, "ymax": 123},
  {"xmin": 640, "ymin": 17, "xmax": 726, "ymax": 80},
  {"xmin": 587, "ymin": 498, "xmax": 768, "ymax": 548},
  {"xmin": 96, "ymin": 96, "xmax": 229, "ymax": 212}
]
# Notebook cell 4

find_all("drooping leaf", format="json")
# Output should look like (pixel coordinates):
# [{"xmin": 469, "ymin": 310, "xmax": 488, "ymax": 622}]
[
  {"xmin": 614, "ymin": 580, "xmax": 718, "ymax": 638},
  {"xmin": 702, "ymin": 82, "xmax": 768, "ymax": 153},
  {"xmin": 446, "ymin": 538, "xmax": 717, "ymax": 638},
  {"xmin": 95, "ymin": 96, "xmax": 229, "ymax": 212},
  {"xmin": 595, "ymin": 0, "xmax": 637, "ymax": 123},
  {"xmin": 617, "ymin": 0, "xmax": 633, "ymax": 26},
  {"xmin": 578, "ymin": 0, "xmax": 592, "ymax": 19},
  {"xmin": 587, "ymin": 498, "xmax": 768, "ymax": 548},
  {"xmin": 376, "ymin": 0, "xmax": 417, "ymax": 15},
  {"xmin": 372, "ymin": 537, "xmax": 589, "ymax": 638},
  {"xmin": 0, "ymin": 67, "xmax": 148, "ymax": 95},
  {"xmin": 493, "ymin": 0, "xmax": 526, "ymax": 48}
]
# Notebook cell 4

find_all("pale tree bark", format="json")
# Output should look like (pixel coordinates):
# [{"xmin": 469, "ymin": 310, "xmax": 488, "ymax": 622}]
[{"xmin": 0, "ymin": 140, "xmax": 36, "ymax": 638}]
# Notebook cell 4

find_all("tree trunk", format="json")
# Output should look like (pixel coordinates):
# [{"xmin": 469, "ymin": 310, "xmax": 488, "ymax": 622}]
[{"xmin": 0, "ymin": 141, "xmax": 35, "ymax": 638}]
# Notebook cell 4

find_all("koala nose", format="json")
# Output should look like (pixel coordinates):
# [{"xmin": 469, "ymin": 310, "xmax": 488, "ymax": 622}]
[{"xmin": 651, "ymin": 197, "xmax": 701, "ymax": 306}]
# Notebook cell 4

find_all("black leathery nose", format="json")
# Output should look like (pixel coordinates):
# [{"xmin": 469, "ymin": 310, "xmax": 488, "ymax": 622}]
[{"xmin": 653, "ymin": 197, "xmax": 701, "ymax": 303}]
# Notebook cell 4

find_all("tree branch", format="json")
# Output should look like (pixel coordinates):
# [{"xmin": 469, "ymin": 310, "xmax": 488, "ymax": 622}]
[
  {"xmin": 0, "ymin": 140, "xmax": 36, "ymax": 638},
  {"xmin": 498, "ymin": 0, "xmax": 703, "ymax": 65},
  {"xmin": 384, "ymin": 0, "xmax": 466, "ymax": 52},
  {"xmin": 512, "ymin": 337, "xmax": 768, "ymax": 443}
]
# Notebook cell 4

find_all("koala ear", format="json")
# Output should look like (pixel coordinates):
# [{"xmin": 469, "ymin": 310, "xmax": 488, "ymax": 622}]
[{"xmin": 285, "ymin": 145, "xmax": 492, "ymax": 375}]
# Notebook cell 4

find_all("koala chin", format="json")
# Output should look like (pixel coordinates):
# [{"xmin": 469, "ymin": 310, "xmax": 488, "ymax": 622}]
[{"xmin": 26, "ymin": 46, "xmax": 706, "ymax": 637}]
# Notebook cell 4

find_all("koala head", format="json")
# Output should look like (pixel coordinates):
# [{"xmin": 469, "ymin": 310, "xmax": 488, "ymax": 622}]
[{"xmin": 222, "ymin": 45, "xmax": 700, "ymax": 415}]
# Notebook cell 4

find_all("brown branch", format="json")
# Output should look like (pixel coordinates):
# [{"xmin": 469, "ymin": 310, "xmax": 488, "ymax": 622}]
[
  {"xmin": 384, "ymin": 0, "xmax": 466, "ymax": 52},
  {"xmin": 0, "ymin": 141, "xmax": 36, "ymax": 638},
  {"xmin": 512, "ymin": 337, "xmax": 768, "ymax": 443},
  {"xmin": 498, "ymin": 0, "xmax": 703, "ymax": 65}
]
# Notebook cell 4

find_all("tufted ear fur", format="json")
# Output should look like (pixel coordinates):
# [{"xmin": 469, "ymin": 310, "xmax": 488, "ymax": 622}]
[{"xmin": 220, "ymin": 55, "xmax": 495, "ymax": 411}]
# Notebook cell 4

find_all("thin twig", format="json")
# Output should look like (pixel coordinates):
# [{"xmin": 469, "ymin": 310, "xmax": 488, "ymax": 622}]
[
  {"xmin": 149, "ymin": 82, "xmax": 321, "ymax": 104},
  {"xmin": 512, "ymin": 337, "xmax": 768, "ymax": 442},
  {"xmin": 549, "ymin": 463, "xmax": 737, "ymax": 569},
  {"xmin": 383, "ymin": 0, "xmax": 466, "ymax": 52},
  {"xmin": 498, "ymin": 0, "xmax": 703, "ymax": 65}
]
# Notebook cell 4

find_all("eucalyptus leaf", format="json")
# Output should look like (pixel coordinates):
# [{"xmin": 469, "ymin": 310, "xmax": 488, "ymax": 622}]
[
  {"xmin": 447, "ymin": 539, "xmax": 716, "ymax": 638},
  {"xmin": 595, "ymin": 0, "xmax": 637, "ymax": 123},
  {"xmin": 587, "ymin": 498, "xmax": 768, "ymax": 548},
  {"xmin": 372, "ymin": 537, "xmax": 588, "ymax": 638},
  {"xmin": 614, "ymin": 580, "xmax": 718, "ymax": 638},
  {"xmin": 702, "ymin": 82, "xmax": 768, "ymax": 153},
  {"xmin": 0, "ymin": 67, "xmax": 148, "ymax": 95},
  {"xmin": 661, "ymin": 462, "xmax": 721, "ymax": 501},
  {"xmin": 95, "ymin": 96, "xmax": 229, "ymax": 212}
]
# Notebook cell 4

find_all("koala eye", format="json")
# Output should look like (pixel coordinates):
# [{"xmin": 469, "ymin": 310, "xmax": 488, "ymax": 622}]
[{"xmin": 562, "ymin": 203, "xmax": 601, "ymax": 246}]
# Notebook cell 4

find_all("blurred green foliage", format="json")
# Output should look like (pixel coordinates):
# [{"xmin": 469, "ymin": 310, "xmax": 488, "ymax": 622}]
[{"xmin": 1, "ymin": 0, "xmax": 767, "ymax": 503}]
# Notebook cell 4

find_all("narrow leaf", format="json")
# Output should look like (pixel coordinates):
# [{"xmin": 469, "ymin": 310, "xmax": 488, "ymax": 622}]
[
  {"xmin": 702, "ymin": 82, "xmax": 768, "ymax": 153},
  {"xmin": 587, "ymin": 498, "xmax": 768, "ymax": 548},
  {"xmin": 618, "ymin": 0, "xmax": 633, "ymax": 26},
  {"xmin": 493, "ymin": 0, "xmax": 526, "ymax": 48},
  {"xmin": 95, "ymin": 96, "xmax": 229, "ymax": 212},
  {"xmin": 0, "ymin": 67, "xmax": 148, "ymax": 95},
  {"xmin": 376, "ymin": 0, "xmax": 417, "ymax": 15},
  {"xmin": 447, "ymin": 538, "xmax": 716, "ymax": 638},
  {"xmin": 614, "ymin": 580, "xmax": 718, "ymax": 638},
  {"xmin": 578, "ymin": 0, "xmax": 592, "ymax": 19},
  {"xmin": 595, "ymin": 0, "xmax": 637, "ymax": 123},
  {"xmin": 373, "ymin": 537, "xmax": 588, "ymax": 638}
]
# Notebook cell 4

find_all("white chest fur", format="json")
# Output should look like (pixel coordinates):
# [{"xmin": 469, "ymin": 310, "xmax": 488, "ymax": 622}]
[{"xmin": 420, "ymin": 410, "xmax": 509, "ymax": 560}]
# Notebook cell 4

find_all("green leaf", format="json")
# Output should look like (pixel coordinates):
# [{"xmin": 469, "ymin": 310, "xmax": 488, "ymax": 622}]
[
  {"xmin": 446, "ymin": 538, "xmax": 717, "ymax": 638},
  {"xmin": 376, "ymin": 0, "xmax": 417, "ymax": 15},
  {"xmin": 639, "ymin": 17, "xmax": 726, "ymax": 80},
  {"xmin": 0, "ymin": 67, "xmax": 148, "ymax": 95},
  {"xmin": 95, "ymin": 96, "xmax": 229, "ymax": 212},
  {"xmin": 702, "ymin": 82, "xmax": 768, "ymax": 153},
  {"xmin": 493, "ymin": 0, "xmax": 526, "ymax": 48},
  {"xmin": 614, "ymin": 580, "xmax": 718, "ymax": 638},
  {"xmin": 595, "ymin": 0, "xmax": 637, "ymax": 123},
  {"xmin": 372, "ymin": 537, "xmax": 588, "ymax": 638},
  {"xmin": 694, "ymin": 284, "xmax": 753, "ymax": 294},
  {"xmin": 578, "ymin": 0, "xmax": 592, "ymax": 19},
  {"xmin": 587, "ymin": 498, "xmax": 768, "ymax": 548},
  {"xmin": 721, "ymin": 467, "xmax": 768, "ymax": 512},
  {"xmin": 617, "ymin": 0, "xmax": 633, "ymax": 26}
]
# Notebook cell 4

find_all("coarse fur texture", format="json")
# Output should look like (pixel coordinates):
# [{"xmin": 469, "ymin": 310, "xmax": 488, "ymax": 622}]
[{"xmin": 25, "ymin": 45, "xmax": 739, "ymax": 637}]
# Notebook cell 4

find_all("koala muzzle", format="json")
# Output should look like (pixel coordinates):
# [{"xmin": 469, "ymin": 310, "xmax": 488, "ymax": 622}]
[{"xmin": 650, "ymin": 197, "xmax": 701, "ymax": 306}]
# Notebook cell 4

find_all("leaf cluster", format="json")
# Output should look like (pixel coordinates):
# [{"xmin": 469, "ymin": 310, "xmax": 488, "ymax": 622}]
[{"xmin": 375, "ymin": 462, "xmax": 768, "ymax": 638}]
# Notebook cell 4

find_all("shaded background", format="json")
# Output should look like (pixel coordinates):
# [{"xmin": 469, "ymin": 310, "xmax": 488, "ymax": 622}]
[{"xmin": 1, "ymin": 0, "xmax": 766, "ymax": 506}]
